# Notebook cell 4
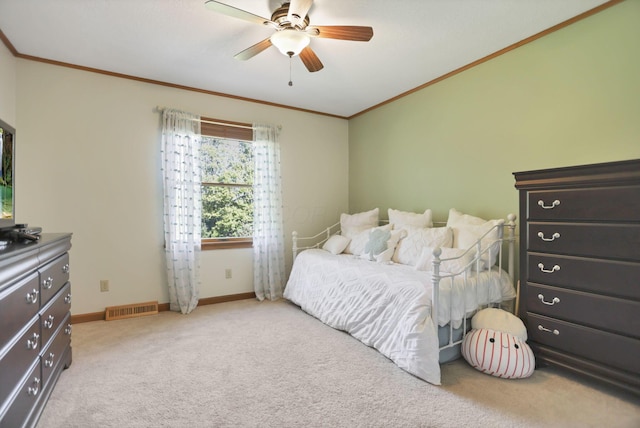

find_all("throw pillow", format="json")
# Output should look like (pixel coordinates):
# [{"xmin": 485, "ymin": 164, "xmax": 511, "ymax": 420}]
[
  {"xmin": 388, "ymin": 208, "xmax": 433, "ymax": 230},
  {"xmin": 340, "ymin": 208, "xmax": 379, "ymax": 240},
  {"xmin": 446, "ymin": 208, "xmax": 503, "ymax": 269},
  {"xmin": 363, "ymin": 228, "xmax": 392, "ymax": 260},
  {"xmin": 392, "ymin": 227, "xmax": 453, "ymax": 266},
  {"xmin": 361, "ymin": 227, "xmax": 406, "ymax": 262},
  {"xmin": 414, "ymin": 246, "xmax": 474, "ymax": 273},
  {"xmin": 347, "ymin": 224, "xmax": 391, "ymax": 256},
  {"xmin": 462, "ymin": 308, "xmax": 535, "ymax": 379},
  {"xmin": 472, "ymin": 308, "xmax": 528, "ymax": 341},
  {"xmin": 461, "ymin": 328, "xmax": 535, "ymax": 379},
  {"xmin": 322, "ymin": 235, "xmax": 351, "ymax": 255},
  {"xmin": 446, "ymin": 208, "xmax": 489, "ymax": 247}
]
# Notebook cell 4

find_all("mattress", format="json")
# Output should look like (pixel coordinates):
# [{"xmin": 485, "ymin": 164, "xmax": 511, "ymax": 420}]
[{"xmin": 283, "ymin": 249, "xmax": 516, "ymax": 385}]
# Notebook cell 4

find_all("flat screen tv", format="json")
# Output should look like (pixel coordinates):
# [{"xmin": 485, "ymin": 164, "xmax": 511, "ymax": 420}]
[{"xmin": 0, "ymin": 118, "xmax": 15, "ymax": 229}]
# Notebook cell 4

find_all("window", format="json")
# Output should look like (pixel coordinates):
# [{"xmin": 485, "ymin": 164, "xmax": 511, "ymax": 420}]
[
  {"xmin": 1, "ymin": 126, "xmax": 13, "ymax": 220},
  {"xmin": 199, "ymin": 118, "xmax": 254, "ymax": 250}
]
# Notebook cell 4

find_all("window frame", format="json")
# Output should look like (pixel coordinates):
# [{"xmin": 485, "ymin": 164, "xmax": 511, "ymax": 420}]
[{"xmin": 200, "ymin": 117, "xmax": 254, "ymax": 251}]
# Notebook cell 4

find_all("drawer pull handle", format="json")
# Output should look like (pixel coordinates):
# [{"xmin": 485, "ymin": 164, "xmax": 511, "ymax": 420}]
[
  {"xmin": 65, "ymin": 293, "xmax": 72, "ymax": 304},
  {"xmin": 538, "ymin": 294, "xmax": 560, "ymax": 305},
  {"xmin": 538, "ymin": 232, "xmax": 560, "ymax": 242},
  {"xmin": 43, "ymin": 276, "xmax": 54, "ymax": 289},
  {"xmin": 26, "ymin": 332, "xmax": 40, "ymax": 350},
  {"xmin": 538, "ymin": 263, "xmax": 560, "ymax": 273},
  {"xmin": 62, "ymin": 263, "xmax": 70, "ymax": 273},
  {"xmin": 43, "ymin": 314, "xmax": 55, "ymax": 329},
  {"xmin": 65, "ymin": 324, "xmax": 73, "ymax": 335},
  {"xmin": 28, "ymin": 377, "xmax": 40, "ymax": 396},
  {"xmin": 538, "ymin": 199, "xmax": 561, "ymax": 209},
  {"xmin": 25, "ymin": 289, "xmax": 39, "ymax": 304},
  {"xmin": 45, "ymin": 352, "xmax": 55, "ymax": 368},
  {"xmin": 538, "ymin": 325, "xmax": 560, "ymax": 335}
]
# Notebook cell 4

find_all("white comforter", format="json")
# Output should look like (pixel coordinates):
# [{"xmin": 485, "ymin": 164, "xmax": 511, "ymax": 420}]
[{"xmin": 283, "ymin": 249, "xmax": 516, "ymax": 385}]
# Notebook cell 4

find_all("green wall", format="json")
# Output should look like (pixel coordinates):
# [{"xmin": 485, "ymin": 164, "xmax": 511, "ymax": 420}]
[{"xmin": 348, "ymin": 0, "xmax": 640, "ymax": 223}]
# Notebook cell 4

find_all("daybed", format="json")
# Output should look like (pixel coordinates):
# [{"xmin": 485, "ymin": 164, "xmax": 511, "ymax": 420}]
[{"xmin": 283, "ymin": 208, "xmax": 517, "ymax": 385}]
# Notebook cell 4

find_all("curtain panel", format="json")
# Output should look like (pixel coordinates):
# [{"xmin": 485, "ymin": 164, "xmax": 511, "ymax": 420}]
[
  {"xmin": 252, "ymin": 124, "xmax": 285, "ymax": 301},
  {"xmin": 161, "ymin": 109, "xmax": 202, "ymax": 314}
]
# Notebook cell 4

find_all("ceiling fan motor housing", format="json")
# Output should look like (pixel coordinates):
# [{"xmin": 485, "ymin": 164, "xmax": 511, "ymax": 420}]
[{"xmin": 271, "ymin": 3, "xmax": 310, "ymax": 29}]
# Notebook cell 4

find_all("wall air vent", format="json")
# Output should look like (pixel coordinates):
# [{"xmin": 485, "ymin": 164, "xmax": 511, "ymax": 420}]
[{"xmin": 105, "ymin": 301, "xmax": 159, "ymax": 321}]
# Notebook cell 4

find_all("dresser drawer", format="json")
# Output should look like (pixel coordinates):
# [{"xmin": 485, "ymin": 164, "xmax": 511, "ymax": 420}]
[
  {"xmin": 0, "ymin": 359, "xmax": 41, "ymax": 428},
  {"xmin": 0, "ymin": 317, "xmax": 41, "ymax": 408},
  {"xmin": 526, "ymin": 283, "xmax": 640, "ymax": 338},
  {"xmin": 528, "ymin": 222, "xmax": 640, "ymax": 261},
  {"xmin": 528, "ymin": 253, "xmax": 640, "ymax": 300},
  {"xmin": 0, "ymin": 234, "xmax": 72, "ymax": 428},
  {"xmin": 40, "ymin": 282, "xmax": 72, "ymax": 348},
  {"xmin": 528, "ymin": 186, "xmax": 640, "ymax": 221},
  {"xmin": 0, "ymin": 273, "xmax": 40, "ymax": 352},
  {"xmin": 41, "ymin": 313, "xmax": 71, "ymax": 389},
  {"xmin": 39, "ymin": 253, "xmax": 70, "ymax": 304},
  {"xmin": 528, "ymin": 313, "xmax": 640, "ymax": 374}
]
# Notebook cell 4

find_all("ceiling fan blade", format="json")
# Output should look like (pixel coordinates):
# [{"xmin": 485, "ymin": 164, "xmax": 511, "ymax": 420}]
[
  {"xmin": 204, "ymin": 0, "xmax": 272, "ymax": 26},
  {"xmin": 308, "ymin": 26, "xmax": 373, "ymax": 42},
  {"xmin": 234, "ymin": 38, "xmax": 273, "ymax": 61},
  {"xmin": 287, "ymin": 0, "xmax": 313, "ymax": 28},
  {"xmin": 299, "ymin": 46, "xmax": 323, "ymax": 72}
]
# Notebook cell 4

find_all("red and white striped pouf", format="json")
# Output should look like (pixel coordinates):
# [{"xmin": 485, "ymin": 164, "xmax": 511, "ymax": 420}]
[{"xmin": 461, "ymin": 308, "xmax": 535, "ymax": 379}]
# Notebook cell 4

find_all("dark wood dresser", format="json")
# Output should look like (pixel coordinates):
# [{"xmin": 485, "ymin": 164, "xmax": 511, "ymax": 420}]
[
  {"xmin": 0, "ymin": 233, "xmax": 72, "ymax": 427},
  {"xmin": 514, "ymin": 159, "xmax": 640, "ymax": 395}
]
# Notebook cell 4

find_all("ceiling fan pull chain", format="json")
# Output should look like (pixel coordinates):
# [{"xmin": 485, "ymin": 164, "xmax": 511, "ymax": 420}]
[{"xmin": 288, "ymin": 55, "xmax": 293, "ymax": 86}]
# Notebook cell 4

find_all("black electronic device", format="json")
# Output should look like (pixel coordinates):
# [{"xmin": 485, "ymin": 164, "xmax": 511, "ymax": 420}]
[{"xmin": 0, "ymin": 223, "xmax": 42, "ymax": 244}]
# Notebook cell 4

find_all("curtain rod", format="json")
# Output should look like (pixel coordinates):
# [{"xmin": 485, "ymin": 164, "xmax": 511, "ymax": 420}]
[{"xmin": 155, "ymin": 106, "xmax": 280, "ymax": 130}]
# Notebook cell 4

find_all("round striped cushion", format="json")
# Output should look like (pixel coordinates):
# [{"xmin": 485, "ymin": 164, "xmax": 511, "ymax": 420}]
[{"xmin": 462, "ymin": 328, "xmax": 535, "ymax": 379}]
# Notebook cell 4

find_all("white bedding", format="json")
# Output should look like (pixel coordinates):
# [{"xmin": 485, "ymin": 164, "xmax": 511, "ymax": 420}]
[{"xmin": 283, "ymin": 249, "xmax": 516, "ymax": 385}]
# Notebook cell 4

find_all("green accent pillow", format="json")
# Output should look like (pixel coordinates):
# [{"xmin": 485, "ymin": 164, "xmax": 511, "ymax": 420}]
[{"xmin": 363, "ymin": 228, "xmax": 391, "ymax": 260}]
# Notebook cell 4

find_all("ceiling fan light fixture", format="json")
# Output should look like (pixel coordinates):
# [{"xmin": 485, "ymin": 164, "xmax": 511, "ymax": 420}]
[{"xmin": 270, "ymin": 29, "xmax": 310, "ymax": 57}]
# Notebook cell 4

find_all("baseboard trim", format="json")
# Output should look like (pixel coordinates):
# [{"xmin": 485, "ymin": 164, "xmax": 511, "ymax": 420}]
[
  {"xmin": 70, "ymin": 292, "xmax": 257, "ymax": 324},
  {"xmin": 197, "ymin": 292, "xmax": 256, "ymax": 306}
]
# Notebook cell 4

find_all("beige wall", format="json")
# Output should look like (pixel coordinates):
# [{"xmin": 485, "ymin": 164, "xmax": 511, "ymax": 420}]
[
  {"xmin": 12, "ymin": 60, "xmax": 348, "ymax": 314},
  {"xmin": 348, "ymin": 1, "xmax": 640, "ymax": 223},
  {"xmin": 0, "ymin": 41, "xmax": 16, "ymax": 126},
  {"xmin": 4, "ymin": 0, "xmax": 639, "ymax": 316}
]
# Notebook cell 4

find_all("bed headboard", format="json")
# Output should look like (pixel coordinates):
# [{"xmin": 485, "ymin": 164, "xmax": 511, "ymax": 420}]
[{"xmin": 292, "ymin": 214, "xmax": 517, "ymax": 283}]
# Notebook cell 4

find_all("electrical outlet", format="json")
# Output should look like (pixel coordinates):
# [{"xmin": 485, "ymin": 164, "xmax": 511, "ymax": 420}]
[
  {"xmin": 225, "ymin": 269, "xmax": 232, "ymax": 279},
  {"xmin": 100, "ymin": 279, "xmax": 109, "ymax": 292}
]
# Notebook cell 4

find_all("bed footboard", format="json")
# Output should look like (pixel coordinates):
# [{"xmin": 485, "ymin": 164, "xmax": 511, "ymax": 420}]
[{"xmin": 431, "ymin": 213, "xmax": 517, "ymax": 352}]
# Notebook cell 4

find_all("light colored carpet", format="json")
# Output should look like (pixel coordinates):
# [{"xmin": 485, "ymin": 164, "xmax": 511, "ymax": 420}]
[{"xmin": 37, "ymin": 299, "xmax": 639, "ymax": 428}]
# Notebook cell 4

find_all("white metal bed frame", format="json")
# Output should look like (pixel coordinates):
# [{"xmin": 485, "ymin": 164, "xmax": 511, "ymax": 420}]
[{"xmin": 290, "ymin": 214, "xmax": 518, "ymax": 356}]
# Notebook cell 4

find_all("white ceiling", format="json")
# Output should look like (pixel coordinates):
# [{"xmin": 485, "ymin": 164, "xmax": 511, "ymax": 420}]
[{"xmin": 0, "ymin": 0, "xmax": 610, "ymax": 118}]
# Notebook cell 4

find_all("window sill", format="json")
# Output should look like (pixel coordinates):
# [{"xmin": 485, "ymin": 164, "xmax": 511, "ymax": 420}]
[{"xmin": 202, "ymin": 238, "xmax": 253, "ymax": 251}]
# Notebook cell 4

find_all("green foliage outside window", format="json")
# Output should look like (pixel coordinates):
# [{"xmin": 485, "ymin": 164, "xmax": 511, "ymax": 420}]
[
  {"xmin": 0, "ymin": 129, "xmax": 11, "ymax": 187},
  {"xmin": 200, "ymin": 137, "xmax": 254, "ymax": 238},
  {"xmin": 1, "ymin": 129, "xmax": 13, "ymax": 219}
]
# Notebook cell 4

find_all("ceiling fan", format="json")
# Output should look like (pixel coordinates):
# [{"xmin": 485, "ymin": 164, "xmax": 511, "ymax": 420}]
[{"xmin": 204, "ymin": 0, "xmax": 374, "ymax": 73}]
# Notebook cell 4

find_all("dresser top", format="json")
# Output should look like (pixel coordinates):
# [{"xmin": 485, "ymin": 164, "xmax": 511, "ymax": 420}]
[
  {"xmin": 514, "ymin": 158, "xmax": 640, "ymax": 190},
  {"xmin": 0, "ymin": 233, "xmax": 72, "ymax": 262}
]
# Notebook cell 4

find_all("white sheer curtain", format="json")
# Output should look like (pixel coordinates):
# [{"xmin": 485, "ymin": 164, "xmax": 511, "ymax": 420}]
[
  {"xmin": 161, "ymin": 109, "xmax": 201, "ymax": 314},
  {"xmin": 252, "ymin": 124, "xmax": 285, "ymax": 301}
]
